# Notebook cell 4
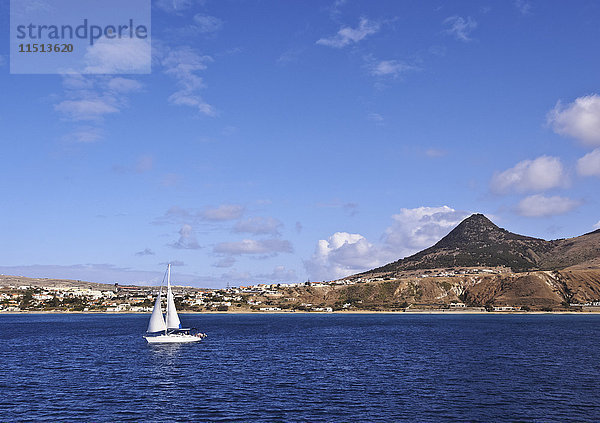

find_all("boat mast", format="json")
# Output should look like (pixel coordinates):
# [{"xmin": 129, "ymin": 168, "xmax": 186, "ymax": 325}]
[
  {"xmin": 166, "ymin": 263, "xmax": 170, "ymax": 334},
  {"xmin": 168, "ymin": 262, "xmax": 171, "ymax": 288}
]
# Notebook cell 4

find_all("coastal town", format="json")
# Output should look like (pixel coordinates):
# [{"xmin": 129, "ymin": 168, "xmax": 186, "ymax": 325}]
[
  {"xmin": 0, "ymin": 268, "xmax": 498, "ymax": 313},
  {"xmin": 2, "ymin": 265, "xmax": 600, "ymax": 313},
  {"xmin": 0, "ymin": 278, "xmax": 333, "ymax": 313}
]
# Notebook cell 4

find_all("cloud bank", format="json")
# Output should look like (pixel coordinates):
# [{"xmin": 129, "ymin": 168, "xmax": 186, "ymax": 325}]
[
  {"xmin": 491, "ymin": 156, "xmax": 566, "ymax": 194},
  {"xmin": 577, "ymin": 149, "xmax": 600, "ymax": 177},
  {"xmin": 305, "ymin": 206, "xmax": 469, "ymax": 281},
  {"xmin": 547, "ymin": 94, "xmax": 600, "ymax": 147},
  {"xmin": 317, "ymin": 18, "xmax": 380, "ymax": 48},
  {"xmin": 516, "ymin": 194, "xmax": 580, "ymax": 217},
  {"xmin": 443, "ymin": 16, "xmax": 477, "ymax": 41}
]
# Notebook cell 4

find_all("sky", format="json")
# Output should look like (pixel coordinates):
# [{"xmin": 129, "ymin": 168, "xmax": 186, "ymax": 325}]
[{"xmin": 0, "ymin": 0, "xmax": 599, "ymax": 287}]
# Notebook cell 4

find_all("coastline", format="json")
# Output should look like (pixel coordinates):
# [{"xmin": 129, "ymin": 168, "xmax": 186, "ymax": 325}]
[{"xmin": 2, "ymin": 310, "xmax": 600, "ymax": 315}]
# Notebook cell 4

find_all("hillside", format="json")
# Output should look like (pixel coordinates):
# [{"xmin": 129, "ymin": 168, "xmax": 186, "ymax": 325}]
[
  {"xmin": 279, "ymin": 269, "xmax": 600, "ymax": 311},
  {"xmin": 0, "ymin": 274, "xmax": 115, "ymax": 290},
  {"xmin": 2, "ymin": 214, "xmax": 598, "ymax": 313},
  {"xmin": 540, "ymin": 229, "xmax": 600, "ymax": 270},
  {"xmin": 365, "ymin": 214, "xmax": 600, "ymax": 276}
]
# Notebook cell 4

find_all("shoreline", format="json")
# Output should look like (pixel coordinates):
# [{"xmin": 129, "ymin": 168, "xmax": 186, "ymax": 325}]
[{"xmin": 2, "ymin": 310, "xmax": 600, "ymax": 315}]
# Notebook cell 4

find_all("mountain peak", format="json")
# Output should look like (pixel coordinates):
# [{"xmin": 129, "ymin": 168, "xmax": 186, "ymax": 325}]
[
  {"xmin": 462, "ymin": 213, "xmax": 496, "ymax": 226},
  {"xmin": 369, "ymin": 213, "xmax": 553, "ymax": 274},
  {"xmin": 433, "ymin": 213, "xmax": 506, "ymax": 249},
  {"xmin": 360, "ymin": 213, "xmax": 600, "ymax": 277}
]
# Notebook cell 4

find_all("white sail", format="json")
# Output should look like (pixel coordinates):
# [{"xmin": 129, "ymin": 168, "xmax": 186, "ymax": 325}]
[
  {"xmin": 144, "ymin": 263, "xmax": 203, "ymax": 343},
  {"xmin": 147, "ymin": 289, "xmax": 167, "ymax": 333},
  {"xmin": 165, "ymin": 264, "xmax": 181, "ymax": 330}
]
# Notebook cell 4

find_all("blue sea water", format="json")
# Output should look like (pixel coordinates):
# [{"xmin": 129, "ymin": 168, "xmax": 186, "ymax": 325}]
[{"xmin": 1, "ymin": 313, "xmax": 600, "ymax": 422}]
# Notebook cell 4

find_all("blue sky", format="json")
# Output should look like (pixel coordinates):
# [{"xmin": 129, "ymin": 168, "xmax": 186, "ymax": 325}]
[{"xmin": 1, "ymin": 0, "xmax": 599, "ymax": 287}]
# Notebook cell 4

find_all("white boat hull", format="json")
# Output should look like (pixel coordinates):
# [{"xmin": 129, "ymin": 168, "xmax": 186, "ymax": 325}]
[
  {"xmin": 144, "ymin": 334, "xmax": 203, "ymax": 343},
  {"xmin": 144, "ymin": 264, "xmax": 207, "ymax": 344}
]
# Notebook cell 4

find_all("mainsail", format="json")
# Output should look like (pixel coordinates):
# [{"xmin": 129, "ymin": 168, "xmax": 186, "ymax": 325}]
[
  {"xmin": 147, "ymin": 288, "xmax": 167, "ymax": 333},
  {"xmin": 144, "ymin": 263, "xmax": 206, "ymax": 343},
  {"xmin": 165, "ymin": 263, "xmax": 181, "ymax": 330}
]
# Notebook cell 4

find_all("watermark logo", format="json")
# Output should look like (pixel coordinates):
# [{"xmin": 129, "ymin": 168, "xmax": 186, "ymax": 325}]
[{"xmin": 10, "ymin": 0, "xmax": 151, "ymax": 74}]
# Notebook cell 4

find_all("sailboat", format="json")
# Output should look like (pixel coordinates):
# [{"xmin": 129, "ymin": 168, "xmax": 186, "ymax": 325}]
[{"xmin": 144, "ymin": 263, "xmax": 206, "ymax": 344}]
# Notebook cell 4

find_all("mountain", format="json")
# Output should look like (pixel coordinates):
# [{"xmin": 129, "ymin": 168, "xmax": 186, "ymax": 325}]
[
  {"xmin": 540, "ymin": 229, "xmax": 600, "ymax": 270},
  {"xmin": 365, "ymin": 214, "xmax": 600, "ymax": 276},
  {"xmin": 0, "ymin": 274, "xmax": 116, "ymax": 290}
]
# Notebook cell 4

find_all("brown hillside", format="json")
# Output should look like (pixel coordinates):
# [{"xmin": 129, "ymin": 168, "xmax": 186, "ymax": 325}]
[
  {"xmin": 279, "ymin": 270, "xmax": 600, "ymax": 311},
  {"xmin": 362, "ymin": 214, "xmax": 600, "ymax": 276}
]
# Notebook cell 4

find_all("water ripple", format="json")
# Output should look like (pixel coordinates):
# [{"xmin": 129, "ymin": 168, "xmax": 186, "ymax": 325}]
[{"xmin": 1, "ymin": 314, "xmax": 600, "ymax": 422}]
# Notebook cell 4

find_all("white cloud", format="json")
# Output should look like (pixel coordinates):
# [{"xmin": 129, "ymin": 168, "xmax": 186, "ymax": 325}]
[
  {"xmin": 383, "ymin": 206, "xmax": 469, "ymax": 255},
  {"xmin": 55, "ymin": 75, "xmax": 144, "ymax": 143},
  {"xmin": 202, "ymin": 204, "xmax": 245, "ymax": 221},
  {"xmin": 443, "ymin": 16, "xmax": 477, "ymax": 41},
  {"xmin": 64, "ymin": 126, "xmax": 104, "ymax": 143},
  {"xmin": 517, "ymin": 194, "xmax": 580, "ymax": 217},
  {"xmin": 61, "ymin": 74, "xmax": 94, "ymax": 90},
  {"xmin": 155, "ymin": 206, "xmax": 192, "ymax": 224},
  {"xmin": 160, "ymin": 46, "xmax": 215, "ymax": 116},
  {"xmin": 304, "ymin": 206, "xmax": 469, "ymax": 281},
  {"xmin": 213, "ymin": 256, "xmax": 236, "ymax": 268},
  {"xmin": 192, "ymin": 14, "xmax": 223, "ymax": 33},
  {"xmin": 168, "ymin": 87, "xmax": 215, "ymax": 115},
  {"xmin": 277, "ymin": 48, "xmax": 303, "ymax": 65},
  {"xmin": 317, "ymin": 18, "xmax": 380, "ymax": 48},
  {"xmin": 370, "ymin": 60, "xmax": 413, "ymax": 77},
  {"xmin": 425, "ymin": 148, "xmax": 447, "ymax": 158},
  {"xmin": 169, "ymin": 14, "xmax": 224, "ymax": 37},
  {"xmin": 155, "ymin": 204, "xmax": 245, "ymax": 224},
  {"xmin": 214, "ymin": 239, "xmax": 293, "ymax": 256},
  {"xmin": 135, "ymin": 248, "xmax": 155, "ymax": 256},
  {"xmin": 83, "ymin": 37, "xmax": 151, "ymax": 74},
  {"xmin": 547, "ymin": 95, "xmax": 600, "ymax": 146},
  {"xmin": 54, "ymin": 99, "xmax": 119, "ymax": 121},
  {"xmin": 329, "ymin": 0, "xmax": 347, "ymax": 18},
  {"xmin": 154, "ymin": 0, "xmax": 200, "ymax": 13},
  {"xmin": 367, "ymin": 113, "xmax": 384, "ymax": 123},
  {"xmin": 107, "ymin": 77, "xmax": 143, "ymax": 93},
  {"xmin": 305, "ymin": 232, "xmax": 385, "ymax": 281},
  {"xmin": 514, "ymin": 0, "xmax": 532, "ymax": 15},
  {"xmin": 170, "ymin": 224, "xmax": 201, "ymax": 249},
  {"xmin": 594, "ymin": 221, "xmax": 600, "ymax": 230},
  {"xmin": 491, "ymin": 156, "xmax": 567, "ymax": 194},
  {"xmin": 577, "ymin": 148, "xmax": 600, "ymax": 177},
  {"xmin": 234, "ymin": 217, "xmax": 283, "ymax": 236},
  {"xmin": 162, "ymin": 47, "xmax": 211, "ymax": 82}
]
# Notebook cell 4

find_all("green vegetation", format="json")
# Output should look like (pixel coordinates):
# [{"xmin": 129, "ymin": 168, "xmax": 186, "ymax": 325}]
[
  {"xmin": 374, "ymin": 281, "xmax": 399, "ymax": 301},
  {"xmin": 20, "ymin": 289, "xmax": 34, "ymax": 309}
]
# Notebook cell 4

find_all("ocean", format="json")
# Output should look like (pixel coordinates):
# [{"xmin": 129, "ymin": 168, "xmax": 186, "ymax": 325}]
[{"xmin": 1, "ymin": 313, "xmax": 599, "ymax": 422}]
